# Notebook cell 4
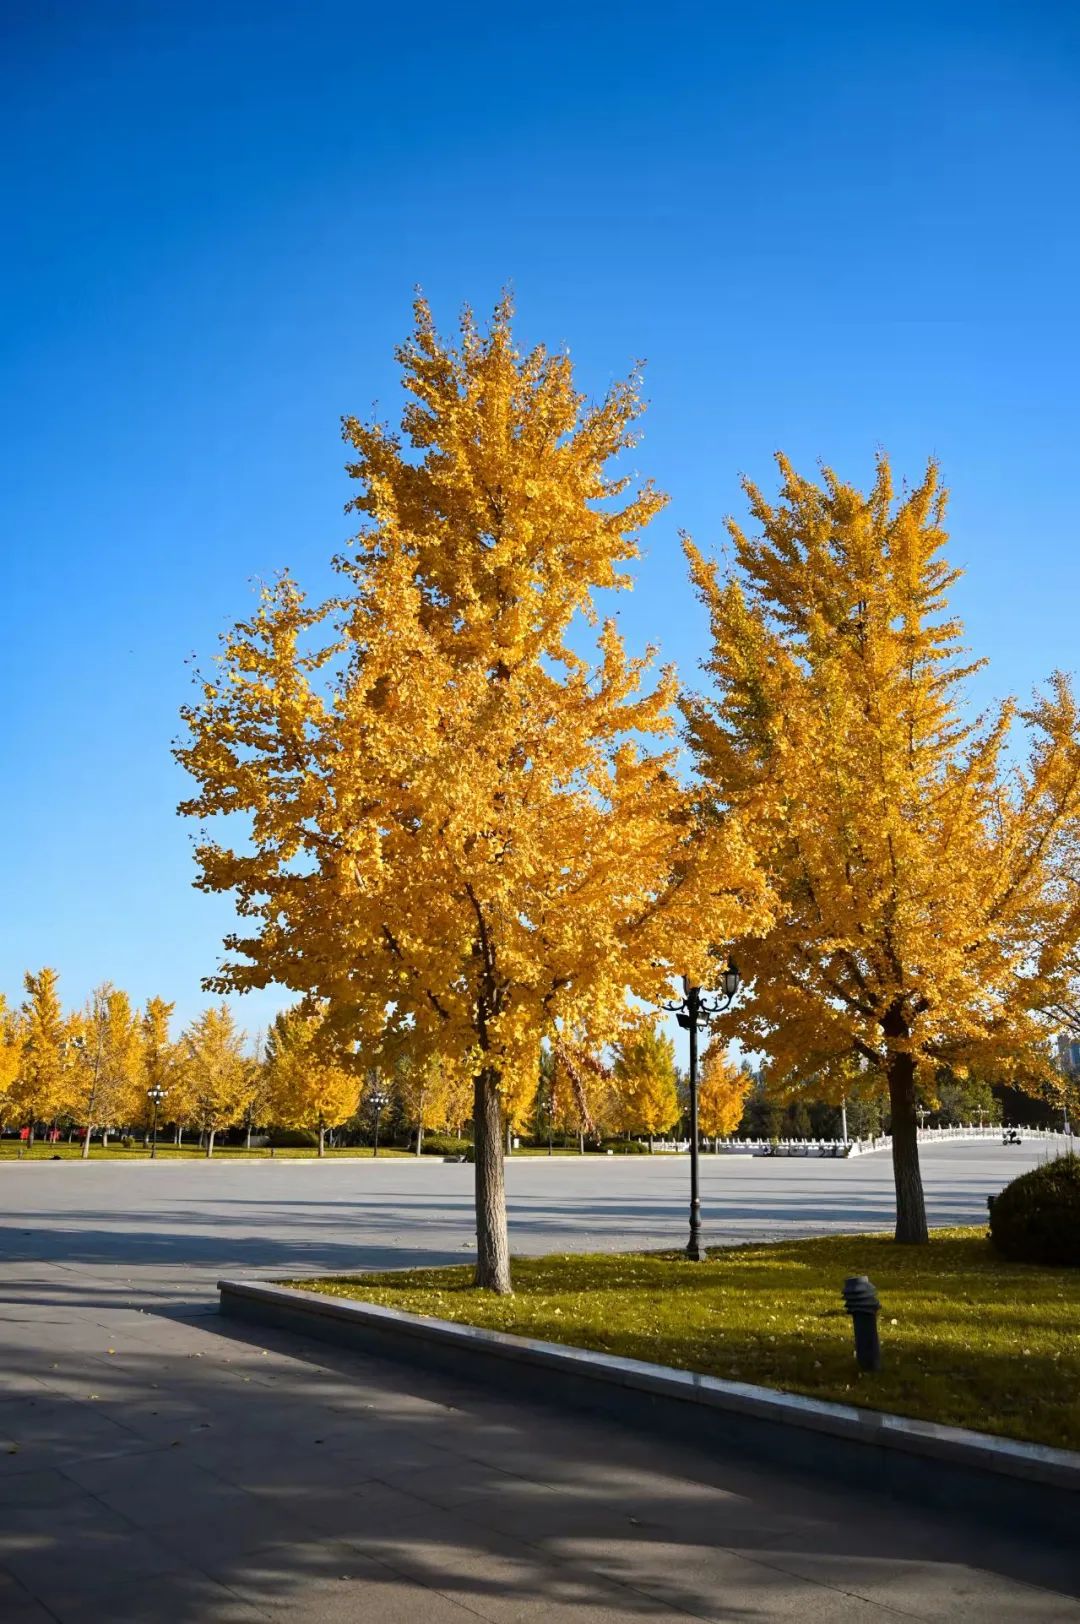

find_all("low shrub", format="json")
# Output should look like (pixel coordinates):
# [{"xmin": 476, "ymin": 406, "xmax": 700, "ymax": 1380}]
[
  {"xmin": 418, "ymin": 1134, "xmax": 473, "ymax": 1157},
  {"xmin": 267, "ymin": 1127, "xmax": 319, "ymax": 1149},
  {"xmin": 988, "ymin": 1153, "xmax": 1080, "ymax": 1266},
  {"xmin": 600, "ymin": 1138, "xmax": 650, "ymax": 1154}
]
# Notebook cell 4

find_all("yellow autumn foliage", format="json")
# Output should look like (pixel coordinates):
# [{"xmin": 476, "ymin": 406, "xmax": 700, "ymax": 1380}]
[
  {"xmin": 686, "ymin": 454, "xmax": 1080, "ymax": 1240},
  {"xmin": 177, "ymin": 297, "xmax": 767, "ymax": 1287},
  {"xmin": 697, "ymin": 1044, "xmax": 751, "ymax": 1139}
]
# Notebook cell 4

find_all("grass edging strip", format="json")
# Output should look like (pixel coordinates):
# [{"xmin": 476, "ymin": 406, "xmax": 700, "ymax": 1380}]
[{"xmin": 218, "ymin": 1275, "xmax": 1079, "ymax": 1541}]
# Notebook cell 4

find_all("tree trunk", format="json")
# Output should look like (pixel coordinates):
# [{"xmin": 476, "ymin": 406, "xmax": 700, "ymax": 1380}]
[
  {"xmin": 81, "ymin": 1125, "xmax": 91, "ymax": 1160},
  {"xmin": 416, "ymin": 1121, "xmax": 424, "ymax": 1156},
  {"xmin": 246, "ymin": 1121, "xmax": 253, "ymax": 1150},
  {"xmin": 505, "ymin": 1120, "xmax": 512, "ymax": 1157},
  {"xmin": 887, "ymin": 1050, "xmax": 928, "ymax": 1243},
  {"xmin": 648, "ymin": 1134, "xmax": 653, "ymax": 1154},
  {"xmin": 318, "ymin": 1122, "xmax": 325, "ymax": 1158},
  {"xmin": 473, "ymin": 1068, "xmax": 511, "ymax": 1294},
  {"xmin": 206, "ymin": 1128, "xmax": 215, "ymax": 1159},
  {"xmin": 175, "ymin": 1124, "xmax": 183, "ymax": 1147},
  {"xmin": 578, "ymin": 1131, "xmax": 584, "ymax": 1155}
]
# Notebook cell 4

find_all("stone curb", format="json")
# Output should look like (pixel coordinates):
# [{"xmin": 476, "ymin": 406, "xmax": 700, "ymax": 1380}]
[{"xmin": 218, "ymin": 1275, "xmax": 1079, "ymax": 1540}]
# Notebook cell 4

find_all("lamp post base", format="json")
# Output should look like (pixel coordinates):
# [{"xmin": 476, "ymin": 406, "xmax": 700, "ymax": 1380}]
[{"xmin": 685, "ymin": 1237, "xmax": 708, "ymax": 1263}]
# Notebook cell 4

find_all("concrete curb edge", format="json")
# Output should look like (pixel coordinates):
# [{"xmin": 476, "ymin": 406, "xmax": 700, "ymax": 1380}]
[{"xmin": 217, "ymin": 1276, "xmax": 1080, "ymax": 1508}]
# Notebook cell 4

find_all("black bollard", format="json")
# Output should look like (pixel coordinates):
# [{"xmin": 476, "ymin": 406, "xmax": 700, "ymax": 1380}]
[{"xmin": 842, "ymin": 1275, "xmax": 882, "ymax": 1371}]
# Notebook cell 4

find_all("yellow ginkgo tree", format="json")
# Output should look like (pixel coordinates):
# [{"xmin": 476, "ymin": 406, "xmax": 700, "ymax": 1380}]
[
  {"xmin": 17, "ymin": 968, "xmax": 70, "ymax": 1141},
  {"xmin": 265, "ymin": 1004, "xmax": 358, "ymax": 1155},
  {"xmin": 176, "ymin": 297, "xmax": 765, "ymax": 1290},
  {"xmin": 0, "ymin": 996, "xmax": 21, "ymax": 1128},
  {"xmin": 697, "ymin": 1044, "xmax": 751, "ymax": 1141},
  {"xmin": 182, "ymin": 1005, "xmax": 253, "ymax": 1158},
  {"xmin": 612, "ymin": 1023, "xmax": 680, "ymax": 1148},
  {"xmin": 685, "ymin": 454, "xmax": 1080, "ymax": 1242}
]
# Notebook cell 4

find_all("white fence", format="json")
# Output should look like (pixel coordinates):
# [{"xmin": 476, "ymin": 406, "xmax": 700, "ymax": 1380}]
[{"xmin": 703, "ymin": 1125, "xmax": 1076, "ymax": 1159}]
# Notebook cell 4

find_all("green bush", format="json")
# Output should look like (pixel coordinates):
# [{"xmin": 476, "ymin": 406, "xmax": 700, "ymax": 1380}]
[
  {"xmin": 988, "ymin": 1154, "xmax": 1080, "ymax": 1266},
  {"xmin": 419, "ymin": 1134, "xmax": 473, "ymax": 1157},
  {"xmin": 600, "ymin": 1138, "xmax": 650, "ymax": 1154},
  {"xmin": 267, "ymin": 1127, "xmax": 319, "ymax": 1149}
]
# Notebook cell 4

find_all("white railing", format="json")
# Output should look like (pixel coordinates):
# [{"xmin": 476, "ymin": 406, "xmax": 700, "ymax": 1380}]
[{"xmin": 705, "ymin": 1125, "xmax": 1075, "ymax": 1158}]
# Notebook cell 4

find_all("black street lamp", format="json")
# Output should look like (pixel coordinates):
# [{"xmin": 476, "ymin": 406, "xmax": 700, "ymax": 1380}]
[
  {"xmin": 370, "ymin": 1087, "xmax": 389, "ymax": 1157},
  {"xmin": 664, "ymin": 960, "xmax": 740, "ymax": 1262},
  {"xmin": 147, "ymin": 1084, "xmax": 167, "ymax": 1160}
]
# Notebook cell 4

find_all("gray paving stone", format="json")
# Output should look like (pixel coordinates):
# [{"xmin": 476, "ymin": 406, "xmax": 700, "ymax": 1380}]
[
  {"xmin": 152, "ymin": 1492, "xmax": 319, "ymax": 1566},
  {"xmin": 202, "ymin": 1541, "xmax": 488, "ymax": 1622},
  {"xmin": 0, "ymin": 1155, "xmax": 1077, "ymax": 1622},
  {"xmin": 1, "ymin": 1502, "xmax": 181, "ymax": 1612},
  {"xmin": 63, "ymin": 1449, "xmax": 248, "ymax": 1527},
  {"xmin": 352, "ymin": 1505, "xmax": 847, "ymax": 1622},
  {"xmin": 0, "ymin": 1466, "xmax": 91, "ymax": 1508},
  {"xmin": 728, "ymin": 1548, "xmax": 1080, "ymax": 1620},
  {"xmin": 49, "ymin": 1568, "xmax": 273, "ymax": 1623}
]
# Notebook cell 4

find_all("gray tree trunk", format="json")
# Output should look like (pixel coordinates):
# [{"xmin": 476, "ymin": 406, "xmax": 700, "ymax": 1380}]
[
  {"xmin": 206, "ymin": 1128, "xmax": 215, "ymax": 1159},
  {"xmin": 473, "ymin": 1068, "xmax": 511, "ymax": 1294},
  {"xmin": 888, "ymin": 1050, "xmax": 928, "ymax": 1243},
  {"xmin": 318, "ymin": 1122, "xmax": 325, "ymax": 1158}
]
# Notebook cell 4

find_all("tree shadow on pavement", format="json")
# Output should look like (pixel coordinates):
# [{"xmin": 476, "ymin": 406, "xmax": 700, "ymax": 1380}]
[{"xmin": 0, "ymin": 1295, "xmax": 1076, "ymax": 1624}]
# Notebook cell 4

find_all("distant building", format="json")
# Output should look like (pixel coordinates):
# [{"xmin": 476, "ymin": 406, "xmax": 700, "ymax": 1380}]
[{"xmin": 1055, "ymin": 1034, "xmax": 1080, "ymax": 1075}]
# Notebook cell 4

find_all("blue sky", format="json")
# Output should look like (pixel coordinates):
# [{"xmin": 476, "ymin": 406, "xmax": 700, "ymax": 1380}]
[{"xmin": 2, "ymin": 1, "xmax": 1078, "ymax": 1036}]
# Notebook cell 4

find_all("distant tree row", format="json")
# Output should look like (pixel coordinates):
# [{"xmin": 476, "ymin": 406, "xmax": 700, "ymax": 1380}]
[
  {"xmin": 0, "ymin": 970, "xmax": 255, "ymax": 1155},
  {"xmin": 6, "ymin": 966, "xmax": 1065, "ymax": 1162},
  {"xmin": 0, "ymin": 969, "xmax": 759, "ymax": 1155}
]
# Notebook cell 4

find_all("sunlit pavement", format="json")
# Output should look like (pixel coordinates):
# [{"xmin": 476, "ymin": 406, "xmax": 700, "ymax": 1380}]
[{"xmin": 1, "ymin": 1146, "xmax": 1076, "ymax": 1621}]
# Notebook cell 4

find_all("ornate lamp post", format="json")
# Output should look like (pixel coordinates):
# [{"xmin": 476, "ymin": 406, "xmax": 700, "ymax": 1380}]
[
  {"xmin": 664, "ymin": 961, "xmax": 740, "ymax": 1261},
  {"xmin": 370, "ymin": 1086, "xmax": 389, "ymax": 1157},
  {"xmin": 147, "ymin": 1084, "xmax": 167, "ymax": 1160}
]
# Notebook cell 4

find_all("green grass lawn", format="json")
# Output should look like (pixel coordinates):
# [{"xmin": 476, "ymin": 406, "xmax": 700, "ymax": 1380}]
[
  {"xmin": 0, "ymin": 1142, "xmax": 414, "ymax": 1160},
  {"xmin": 292, "ymin": 1229, "xmax": 1080, "ymax": 1453}
]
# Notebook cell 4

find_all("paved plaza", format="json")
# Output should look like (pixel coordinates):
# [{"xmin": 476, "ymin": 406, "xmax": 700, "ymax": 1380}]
[{"xmin": 0, "ymin": 1146, "xmax": 1076, "ymax": 1621}]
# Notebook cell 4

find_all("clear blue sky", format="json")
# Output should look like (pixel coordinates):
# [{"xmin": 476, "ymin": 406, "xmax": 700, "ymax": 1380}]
[{"xmin": 2, "ymin": 1, "xmax": 1078, "ymax": 1036}]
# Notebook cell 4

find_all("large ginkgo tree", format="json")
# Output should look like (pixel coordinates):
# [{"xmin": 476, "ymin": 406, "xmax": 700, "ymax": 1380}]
[{"xmin": 176, "ymin": 299, "xmax": 766, "ymax": 1291}]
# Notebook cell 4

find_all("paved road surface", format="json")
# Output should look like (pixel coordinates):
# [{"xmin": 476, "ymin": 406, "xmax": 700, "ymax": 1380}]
[{"xmin": 0, "ymin": 1145, "xmax": 1076, "ymax": 1622}]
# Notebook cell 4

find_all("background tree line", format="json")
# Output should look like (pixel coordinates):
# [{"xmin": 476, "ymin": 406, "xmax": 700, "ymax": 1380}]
[
  {"xmin": 0, "ymin": 969, "xmax": 763, "ymax": 1155},
  {"xmin": 3, "ymin": 963, "xmax": 1070, "ymax": 1166}
]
